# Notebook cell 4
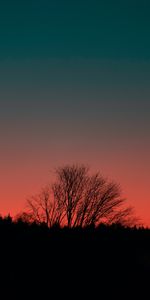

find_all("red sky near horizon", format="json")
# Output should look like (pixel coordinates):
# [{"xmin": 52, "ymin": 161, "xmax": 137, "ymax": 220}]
[{"xmin": 0, "ymin": 132, "xmax": 149, "ymax": 226}]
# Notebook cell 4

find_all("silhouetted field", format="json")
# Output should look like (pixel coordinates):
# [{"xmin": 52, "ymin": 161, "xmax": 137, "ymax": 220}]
[{"xmin": 0, "ymin": 216, "xmax": 149, "ymax": 298}]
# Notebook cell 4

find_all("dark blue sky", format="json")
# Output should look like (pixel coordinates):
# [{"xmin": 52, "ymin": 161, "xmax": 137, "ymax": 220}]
[{"xmin": 0, "ymin": 0, "xmax": 150, "ymax": 225}]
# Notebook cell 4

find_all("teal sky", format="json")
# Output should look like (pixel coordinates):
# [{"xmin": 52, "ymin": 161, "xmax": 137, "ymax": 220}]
[
  {"xmin": 0, "ymin": 0, "xmax": 150, "ymax": 59},
  {"xmin": 0, "ymin": 0, "xmax": 150, "ymax": 225}
]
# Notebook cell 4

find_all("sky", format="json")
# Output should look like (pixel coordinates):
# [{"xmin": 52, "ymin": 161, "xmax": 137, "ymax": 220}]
[{"xmin": 0, "ymin": 0, "xmax": 150, "ymax": 225}]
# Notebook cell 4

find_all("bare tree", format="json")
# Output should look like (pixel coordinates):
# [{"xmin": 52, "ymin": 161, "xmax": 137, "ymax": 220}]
[
  {"xmin": 25, "ymin": 186, "xmax": 61, "ymax": 227},
  {"xmin": 107, "ymin": 206, "xmax": 139, "ymax": 227},
  {"xmin": 52, "ymin": 165, "xmax": 136, "ymax": 227},
  {"xmin": 52, "ymin": 165, "xmax": 89, "ymax": 227},
  {"xmin": 21, "ymin": 164, "xmax": 137, "ymax": 228}
]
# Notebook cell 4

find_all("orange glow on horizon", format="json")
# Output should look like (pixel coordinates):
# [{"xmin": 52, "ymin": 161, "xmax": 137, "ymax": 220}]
[{"xmin": 0, "ymin": 155, "xmax": 149, "ymax": 227}]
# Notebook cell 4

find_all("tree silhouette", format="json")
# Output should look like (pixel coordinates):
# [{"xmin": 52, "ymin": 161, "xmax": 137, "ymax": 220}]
[
  {"xmin": 22, "ymin": 164, "xmax": 137, "ymax": 228},
  {"xmin": 23, "ymin": 186, "xmax": 62, "ymax": 227}
]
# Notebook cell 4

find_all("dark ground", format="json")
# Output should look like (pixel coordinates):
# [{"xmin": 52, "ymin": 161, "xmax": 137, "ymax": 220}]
[{"xmin": 0, "ymin": 217, "xmax": 149, "ymax": 298}]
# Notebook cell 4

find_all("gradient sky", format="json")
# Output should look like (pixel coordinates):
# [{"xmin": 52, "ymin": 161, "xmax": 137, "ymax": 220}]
[{"xmin": 0, "ymin": 0, "xmax": 150, "ymax": 225}]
